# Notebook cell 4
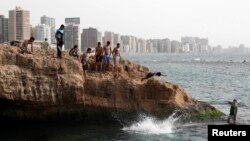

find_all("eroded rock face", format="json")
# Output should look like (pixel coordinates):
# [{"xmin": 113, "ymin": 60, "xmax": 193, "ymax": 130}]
[{"xmin": 0, "ymin": 44, "xmax": 217, "ymax": 122}]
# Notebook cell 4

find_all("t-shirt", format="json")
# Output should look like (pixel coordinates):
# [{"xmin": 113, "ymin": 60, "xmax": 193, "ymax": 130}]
[
  {"xmin": 230, "ymin": 104, "xmax": 237, "ymax": 115},
  {"xmin": 55, "ymin": 29, "xmax": 64, "ymax": 44}
]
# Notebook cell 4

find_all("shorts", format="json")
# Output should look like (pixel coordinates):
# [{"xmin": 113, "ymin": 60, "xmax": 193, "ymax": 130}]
[
  {"xmin": 113, "ymin": 56, "xmax": 120, "ymax": 67},
  {"xmin": 96, "ymin": 55, "xmax": 103, "ymax": 63},
  {"xmin": 20, "ymin": 46, "xmax": 28, "ymax": 53},
  {"xmin": 82, "ymin": 61, "xmax": 89, "ymax": 71},
  {"xmin": 103, "ymin": 54, "xmax": 110, "ymax": 64}
]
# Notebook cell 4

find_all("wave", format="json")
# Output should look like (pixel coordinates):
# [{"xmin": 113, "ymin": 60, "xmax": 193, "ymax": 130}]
[{"xmin": 122, "ymin": 112, "xmax": 180, "ymax": 135}]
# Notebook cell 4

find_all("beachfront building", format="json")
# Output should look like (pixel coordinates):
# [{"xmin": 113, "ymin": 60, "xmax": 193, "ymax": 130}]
[
  {"xmin": 171, "ymin": 40, "xmax": 181, "ymax": 53},
  {"xmin": 121, "ymin": 35, "xmax": 131, "ymax": 53},
  {"xmin": 137, "ymin": 38, "xmax": 146, "ymax": 53},
  {"xmin": 32, "ymin": 24, "xmax": 51, "ymax": 43},
  {"xmin": 104, "ymin": 31, "xmax": 114, "ymax": 47},
  {"xmin": 181, "ymin": 36, "xmax": 209, "ymax": 53},
  {"xmin": 41, "ymin": 15, "xmax": 55, "ymax": 44},
  {"xmin": 81, "ymin": 27, "xmax": 100, "ymax": 51},
  {"xmin": 161, "ymin": 38, "xmax": 171, "ymax": 53},
  {"xmin": 0, "ymin": 15, "xmax": 9, "ymax": 43},
  {"xmin": 8, "ymin": 6, "xmax": 30, "ymax": 41},
  {"xmin": 64, "ymin": 17, "xmax": 81, "ymax": 51},
  {"xmin": 113, "ymin": 33, "xmax": 120, "ymax": 46}
]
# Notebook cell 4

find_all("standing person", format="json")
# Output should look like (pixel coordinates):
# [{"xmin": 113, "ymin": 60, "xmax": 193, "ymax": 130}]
[
  {"xmin": 95, "ymin": 42, "xmax": 103, "ymax": 72},
  {"xmin": 20, "ymin": 37, "xmax": 35, "ymax": 54},
  {"xmin": 227, "ymin": 99, "xmax": 238, "ymax": 124},
  {"xmin": 112, "ymin": 43, "xmax": 121, "ymax": 77},
  {"xmin": 103, "ymin": 41, "xmax": 112, "ymax": 72},
  {"xmin": 55, "ymin": 24, "xmax": 64, "ymax": 59},
  {"xmin": 80, "ymin": 48, "xmax": 92, "ymax": 78},
  {"xmin": 69, "ymin": 45, "xmax": 80, "ymax": 58}
]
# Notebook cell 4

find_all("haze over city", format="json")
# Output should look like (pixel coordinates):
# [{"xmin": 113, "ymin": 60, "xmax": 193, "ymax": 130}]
[{"xmin": 1, "ymin": 0, "xmax": 250, "ymax": 48}]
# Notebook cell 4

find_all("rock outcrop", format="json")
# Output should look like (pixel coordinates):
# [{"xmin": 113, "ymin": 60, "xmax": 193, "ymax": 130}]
[{"xmin": 0, "ymin": 44, "xmax": 219, "ymax": 123}]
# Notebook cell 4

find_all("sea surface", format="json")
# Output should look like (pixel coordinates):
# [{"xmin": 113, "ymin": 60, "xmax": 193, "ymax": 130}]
[{"xmin": 1, "ymin": 53, "xmax": 250, "ymax": 141}]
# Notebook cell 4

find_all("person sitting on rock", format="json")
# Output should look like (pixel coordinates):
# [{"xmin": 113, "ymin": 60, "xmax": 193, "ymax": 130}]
[
  {"xmin": 69, "ymin": 45, "xmax": 80, "ymax": 58},
  {"xmin": 227, "ymin": 99, "xmax": 238, "ymax": 124},
  {"xmin": 20, "ymin": 37, "xmax": 35, "ymax": 54},
  {"xmin": 80, "ymin": 48, "xmax": 92, "ymax": 78},
  {"xmin": 141, "ymin": 72, "xmax": 166, "ymax": 81},
  {"xmin": 42, "ymin": 38, "xmax": 51, "ymax": 50}
]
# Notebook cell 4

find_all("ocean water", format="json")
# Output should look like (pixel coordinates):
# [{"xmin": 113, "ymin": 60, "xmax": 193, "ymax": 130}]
[{"xmin": 1, "ymin": 53, "xmax": 249, "ymax": 141}]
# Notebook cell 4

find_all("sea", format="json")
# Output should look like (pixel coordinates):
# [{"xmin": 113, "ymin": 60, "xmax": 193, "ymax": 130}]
[{"xmin": 0, "ymin": 53, "xmax": 249, "ymax": 141}]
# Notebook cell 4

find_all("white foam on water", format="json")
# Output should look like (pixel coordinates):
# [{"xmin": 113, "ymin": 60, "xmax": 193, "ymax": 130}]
[{"xmin": 122, "ymin": 113, "xmax": 180, "ymax": 135}]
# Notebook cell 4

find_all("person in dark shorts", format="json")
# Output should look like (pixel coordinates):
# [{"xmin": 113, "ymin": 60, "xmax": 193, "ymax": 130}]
[
  {"xmin": 80, "ymin": 48, "xmax": 92, "ymax": 78},
  {"xmin": 20, "ymin": 37, "xmax": 35, "ymax": 54},
  {"xmin": 55, "ymin": 24, "xmax": 64, "ymax": 59},
  {"xmin": 95, "ymin": 42, "xmax": 103, "ymax": 72},
  {"xmin": 141, "ymin": 72, "xmax": 166, "ymax": 81}
]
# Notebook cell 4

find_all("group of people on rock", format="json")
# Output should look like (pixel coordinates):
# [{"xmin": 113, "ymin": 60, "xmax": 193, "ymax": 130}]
[
  {"xmin": 18, "ymin": 24, "xmax": 122, "ymax": 78},
  {"xmin": 79, "ymin": 41, "xmax": 122, "ymax": 78},
  {"xmin": 54, "ymin": 24, "xmax": 122, "ymax": 77}
]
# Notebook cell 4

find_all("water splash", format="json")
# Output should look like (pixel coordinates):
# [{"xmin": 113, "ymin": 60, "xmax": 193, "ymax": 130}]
[{"xmin": 122, "ymin": 112, "xmax": 180, "ymax": 135}]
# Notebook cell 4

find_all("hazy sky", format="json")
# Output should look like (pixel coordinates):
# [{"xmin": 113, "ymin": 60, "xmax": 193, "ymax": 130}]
[{"xmin": 1, "ymin": 0, "xmax": 250, "ymax": 47}]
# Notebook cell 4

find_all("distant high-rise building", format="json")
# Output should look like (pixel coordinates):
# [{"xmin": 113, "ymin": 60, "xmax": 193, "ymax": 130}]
[
  {"xmin": 81, "ymin": 27, "xmax": 99, "ymax": 51},
  {"xmin": 65, "ymin": 17, "xmax": 80, "ymax": 25},
  {"xmin": 113, "ymin": 33, "xmax": 120, "ymax": 46},
  {"xmin": 0, "ymin": 15, "xmax": 9, "ymax": 43},
  {"xmin": 104, "ymin": 31, "xmax": 114, "ymax": 47},
  {"xmin": 149, "ymin": 39, "xmax": 160, "ymax": 53},
  {"xmin": 130, "ymin": 36, "xmax": 136, "ymax": 53},
  {"xmin": 146, "ymin": 40, "xmax": 153, "ymax": 53},
  {"xmin": 137, "ymin": 38, "xmax": 146, "ymax": 53},
  {"xmin": 157, "ymin": 40, "xmax": 163, "ymax": 53},
  {"xmin": 171, "ymin": 40, "xmax": 181, "ymax": 53},
  {"xmin": 64, "ymin": 24, "xmax": 81, "ymax": 51},
  {"xmin": 8, "ymin": 6, "xmax": 30, "ymax": 41},
  {"xmin": 181, "ymin": 36, "xmax": 209, "ymax": 53},
  {"xmin": 41, "ymin": 15, "xmax": 55, "ymax": 43},
  {"xmin": 30, "ymin": 25, "xmax": 33, "ymax": 37},
  {"xmin": 121, "ymin": 35, "xmax": 131, "ymax": 52},
  {"xmin": 182, "ymin": 43, "xmax": 190, "ymax": 52},
  {"xmin": 33, "ymin": 24, "xmax": 51, "ymax": 43},
  {"xmin": 98, "ymin": 31, "xmax": 102, "ymax": 44},
  {"xmin": 161, "ymin": 38, "xmax": 171, "ymax": 53},
  {"xmin": 64, "ymin": 17, "xmax": 81, "ymax": 51}
]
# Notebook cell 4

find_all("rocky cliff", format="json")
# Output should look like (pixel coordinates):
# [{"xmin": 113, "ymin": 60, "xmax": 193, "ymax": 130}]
[{"xmin": 0, "ymin": 44, "xmax": 220, "ymax": 123}]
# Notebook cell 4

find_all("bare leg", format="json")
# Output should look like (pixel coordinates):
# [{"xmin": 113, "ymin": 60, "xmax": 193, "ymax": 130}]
[
  {"xmin": 95, "ymin": 63, "xmax": 98, "ymax": 73},
  {"xmin": 84, "ymin": 70, "xmax": 87, "ymax": 79},
  {"xmin": 100, "ymin": 63, "xmax": 103, "ymax": 72}
]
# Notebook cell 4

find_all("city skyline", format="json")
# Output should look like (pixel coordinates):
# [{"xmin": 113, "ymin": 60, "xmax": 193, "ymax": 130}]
[{"xmin": 0, "ymin": 0, "xmax": 250, "ymax": 48}]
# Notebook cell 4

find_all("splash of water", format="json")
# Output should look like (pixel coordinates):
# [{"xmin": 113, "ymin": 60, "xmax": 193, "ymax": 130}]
[{"xmin": 122, "ymin": 112, "xmax": 180, "ymax": 135}]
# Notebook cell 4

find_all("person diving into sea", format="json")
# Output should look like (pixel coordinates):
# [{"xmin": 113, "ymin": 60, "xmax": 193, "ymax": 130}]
[{"xmin": 141, "ymin": 72, "xmax": 167, "ymax": 81}]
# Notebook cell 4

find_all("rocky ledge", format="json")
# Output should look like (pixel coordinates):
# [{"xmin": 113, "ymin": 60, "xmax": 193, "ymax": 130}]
[{"xmin": 0, "ymin": 44, "xmax": 222, "ymax": 123}]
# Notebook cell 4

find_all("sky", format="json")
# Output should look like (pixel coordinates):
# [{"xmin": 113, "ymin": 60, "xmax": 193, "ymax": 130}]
[{"xmin": 1, "ymin": 0, "xmax": 250, "ymax": 47}]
